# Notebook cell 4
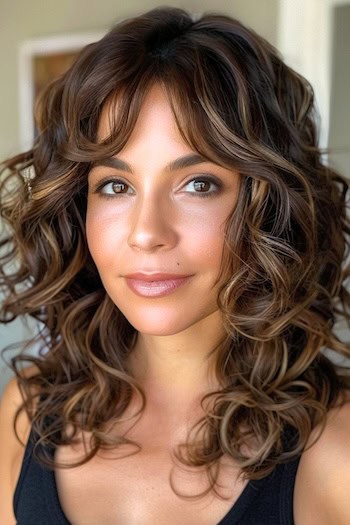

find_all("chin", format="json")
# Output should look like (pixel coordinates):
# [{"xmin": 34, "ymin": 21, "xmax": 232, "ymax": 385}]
[{"xmin": 121, "ymin": 316, "xmax": 196, "ymax": 337}]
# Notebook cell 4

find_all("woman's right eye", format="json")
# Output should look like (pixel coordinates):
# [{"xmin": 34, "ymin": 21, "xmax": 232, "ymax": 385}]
[{"xmin": 95, "ymin": 178, "xmax": 133, "ymax": 196}]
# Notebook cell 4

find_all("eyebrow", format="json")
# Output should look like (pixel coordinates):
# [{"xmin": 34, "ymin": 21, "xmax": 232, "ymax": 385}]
[{"xmin": 91, "ymin": 153, "xmax": 210, "ymax": 174}]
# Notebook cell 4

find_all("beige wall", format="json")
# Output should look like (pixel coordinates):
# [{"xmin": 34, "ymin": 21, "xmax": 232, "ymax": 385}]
[
  {"xmin": 0, "ymin": 1, "xmax": 278, "ymax": 392},
  {"xmin": 328, "ymin": 3, "xmax": 350, "ymax": 180}
]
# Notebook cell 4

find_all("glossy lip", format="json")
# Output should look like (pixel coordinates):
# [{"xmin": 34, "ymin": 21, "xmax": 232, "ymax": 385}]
[
  {"xmin": 124, "ymin": 272, "xmax": 191, "ymax": 281},
  {"xmin": 125, "ymin": 274, "xmax": 193, "ymax": 298}
]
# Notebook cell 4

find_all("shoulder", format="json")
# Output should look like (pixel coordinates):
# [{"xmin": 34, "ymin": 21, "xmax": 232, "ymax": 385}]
[
  {"xmin": 0, "ymin": 365, "xmax": 40, "ymax": 443},
  {"xmin": 294, "ymin": 389, "xmax": 350, "ymax": 525},
  {"xmin": 0, "ymin": 365, "xmax": 40, "ymax": 525}
]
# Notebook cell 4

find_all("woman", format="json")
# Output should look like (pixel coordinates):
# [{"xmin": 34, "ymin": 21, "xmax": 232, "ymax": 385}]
[{"xmin": 0, "ymin": 6, "xmax": 350, "ymax": 524}]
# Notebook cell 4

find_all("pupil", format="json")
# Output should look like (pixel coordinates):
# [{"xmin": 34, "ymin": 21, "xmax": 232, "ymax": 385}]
[
  {"xmin": 195, "ymin": 181, "xmax": 209, "ymax": 192},
  {"xmin": 112, "ymin": 182, "xmax": 125, "ymax": 193}
]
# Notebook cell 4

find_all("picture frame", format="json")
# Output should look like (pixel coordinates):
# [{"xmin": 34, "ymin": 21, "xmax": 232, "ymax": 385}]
[{"xmin": 18, "ymin": 31, "xmax": 105, "ymax": 150}]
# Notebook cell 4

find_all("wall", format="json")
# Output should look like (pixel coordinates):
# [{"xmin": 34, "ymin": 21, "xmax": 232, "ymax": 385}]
[
  {"xmin": 0, "ymin": 0, "xmax": 279, "ymax": 393},
  {"xmin": 328, "ymin": 3, "xmax": 350, "ymax": 179}
]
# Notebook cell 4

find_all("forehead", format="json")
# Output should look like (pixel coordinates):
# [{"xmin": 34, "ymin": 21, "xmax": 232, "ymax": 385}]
[
  {"xmin": 96, "ymin": 83, "xmax": 177, "ymax": 143},
  {"xmin": 92, "ymin": 81, "xmax": 241, "ymax": 174}
]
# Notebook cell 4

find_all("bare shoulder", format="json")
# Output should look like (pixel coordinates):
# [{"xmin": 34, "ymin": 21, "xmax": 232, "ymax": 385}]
[
  {"xmin": 294, "ymin": 389, "xmax": 350, "ymax": 525},
  {"xmin": 0, "ymin": 364, "xmax": 41, "ymax": 441},
  {"xmin": 0, "ymin": 365, "xmax": 40, "ymax": 525}
]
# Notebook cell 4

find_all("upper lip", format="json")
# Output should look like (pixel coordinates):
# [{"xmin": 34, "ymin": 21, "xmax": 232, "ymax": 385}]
[{"xmin": 125, "ymin": 272, "xmax": 191, "ymax": 281}]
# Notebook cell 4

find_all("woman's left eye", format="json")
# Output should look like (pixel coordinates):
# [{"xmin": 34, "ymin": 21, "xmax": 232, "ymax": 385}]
[{"xmin": 183, "ymin": 176, "xmax": 222, "ymax": 198}]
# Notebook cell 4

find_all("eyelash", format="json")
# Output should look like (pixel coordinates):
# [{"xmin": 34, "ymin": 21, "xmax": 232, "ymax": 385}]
[{"xmin": 93, "ymin": 175, "xmax": 223, "ymax": 199}]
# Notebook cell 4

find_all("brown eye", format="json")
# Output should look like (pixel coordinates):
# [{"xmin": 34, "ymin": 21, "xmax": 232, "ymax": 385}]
[
  {"xmin": 193, "ymin": 180, "xmax": 211, "ymax": 192},
  {"xmin": 184, "ymin": 176, "xmax": 222, "ymax": 198},
  {"xmin": 112, "ymin": 181, "xmax": 128, "ymax": 194},
  {"xmin": 94, "ymin": 178, "xmax": 134, "ymax": 196}
]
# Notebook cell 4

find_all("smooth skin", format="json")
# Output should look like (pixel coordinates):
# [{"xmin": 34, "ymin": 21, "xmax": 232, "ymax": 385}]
[
  {"xmin": 86, "ymin": 82, "xmax": 241, "ymax": 400},
  {"xmin": 1, "ymin": 84, "xmax": 350, "ymax": 524}
]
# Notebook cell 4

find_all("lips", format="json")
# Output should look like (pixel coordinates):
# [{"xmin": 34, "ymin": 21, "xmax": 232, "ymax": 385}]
[
  {"xmin": 124, "ymin": 272, "xmax": 191, "ymax": 281},
  {"xmin": 124, "ymin": 273, "xmax": 193, "ymax": 297}
]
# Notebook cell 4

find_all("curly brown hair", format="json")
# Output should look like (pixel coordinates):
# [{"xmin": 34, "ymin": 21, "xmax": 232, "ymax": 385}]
[{"xmin": 1, "ymin": 5, "xmax": 350, "ymax": 498}]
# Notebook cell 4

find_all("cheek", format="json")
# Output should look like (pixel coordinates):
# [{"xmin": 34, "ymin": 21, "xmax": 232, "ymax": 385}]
[
  {"xmin": 173, "ymin": 212, "xmax": 227, "ymax": 275},
  {"xmin": 189, "ymin": 224, "xmax": 224, "ymax": 262},
  {"xmin": 85, "ymin": 204, "xmax": 126, "ymax": 269}
]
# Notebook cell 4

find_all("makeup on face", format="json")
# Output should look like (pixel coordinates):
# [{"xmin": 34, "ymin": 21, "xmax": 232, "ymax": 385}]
[{"xmin": 86, "ymin": 83, "xmax": 240, "ymax": 337}]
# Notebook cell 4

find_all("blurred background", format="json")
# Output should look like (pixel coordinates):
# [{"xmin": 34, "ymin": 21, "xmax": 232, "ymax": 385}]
[{"xmin": 0, "ymin": 0, "xmax": 349, "ymax": 394}]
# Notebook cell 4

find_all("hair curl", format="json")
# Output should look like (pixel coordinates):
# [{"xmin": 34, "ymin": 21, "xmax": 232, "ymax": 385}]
[{"xmin": 1, "ymin": 5, "xmax": 350, "ymax": 499}]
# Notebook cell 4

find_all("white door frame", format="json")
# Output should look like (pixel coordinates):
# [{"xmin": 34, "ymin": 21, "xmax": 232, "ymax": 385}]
[{"xmin": 277, "ymin": 0, "xmax": 350, "ymax": 149}]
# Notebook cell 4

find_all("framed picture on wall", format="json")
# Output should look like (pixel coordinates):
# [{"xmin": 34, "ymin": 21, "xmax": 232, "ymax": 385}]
[{"xmin": 18, "ymin": 32, "xmax": 105, "ymax": 150}]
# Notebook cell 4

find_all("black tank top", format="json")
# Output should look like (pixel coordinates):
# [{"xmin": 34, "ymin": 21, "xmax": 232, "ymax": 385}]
[{"xmin": 14, "ymin": 426, "xmax": 302, "ymax": 524}]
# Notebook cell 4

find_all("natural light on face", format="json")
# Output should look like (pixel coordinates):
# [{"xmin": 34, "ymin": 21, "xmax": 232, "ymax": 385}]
[{"xmin": 86, "ymin": 83, "xmax": 241, "ymax": 337}]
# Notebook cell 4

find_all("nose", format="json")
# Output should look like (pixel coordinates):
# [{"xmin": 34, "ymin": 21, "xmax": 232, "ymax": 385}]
[{"xmin": 127, "ymin": 193, "xmax": 178, "ymax": 252}]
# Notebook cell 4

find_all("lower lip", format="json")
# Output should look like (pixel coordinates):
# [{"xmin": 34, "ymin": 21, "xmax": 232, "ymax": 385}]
[{"xmin": 125, "ymin": 276, "xmax": 192, "ymax": 297}]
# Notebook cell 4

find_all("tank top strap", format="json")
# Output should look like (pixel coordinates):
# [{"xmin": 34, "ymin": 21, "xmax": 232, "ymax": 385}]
[
  {"xmin": 13, "ymin": 426, "xmax": 36, "ymax": 516},
  {"xmin": 219, "ymin": 424, "xmax": 302, "ymax": 524}
]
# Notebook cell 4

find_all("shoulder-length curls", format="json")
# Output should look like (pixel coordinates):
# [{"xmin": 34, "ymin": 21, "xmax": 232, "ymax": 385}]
[{"xmin": 1, "ymin": 6, "xmax": 350, "ymax": 496}]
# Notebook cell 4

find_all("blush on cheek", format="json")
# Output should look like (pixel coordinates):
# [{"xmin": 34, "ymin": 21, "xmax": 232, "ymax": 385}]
[
  {"xmin": 86, "ymin": 214, "xmax": 110, "ymax": 267},
  {"xmin": 85, "ymin": 213, "xmax": 99, "ymax": 262}
]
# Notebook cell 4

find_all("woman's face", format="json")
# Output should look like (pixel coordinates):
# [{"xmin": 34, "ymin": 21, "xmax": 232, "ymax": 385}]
[{"xmin": 86, "ymin": 84, "xmax": 240, "ymax": 336}]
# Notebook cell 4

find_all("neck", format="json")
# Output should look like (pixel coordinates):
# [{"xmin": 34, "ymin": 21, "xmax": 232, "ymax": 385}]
[{"xmin": 127, "ymin": 310, "xmax": 227, "ymax": 407}]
